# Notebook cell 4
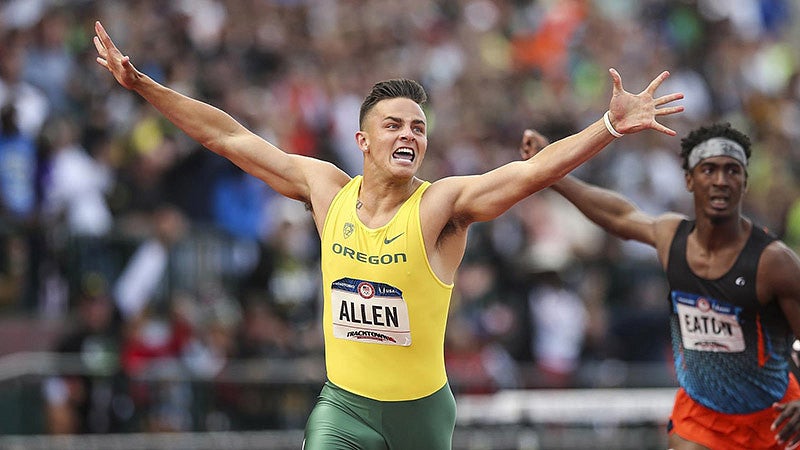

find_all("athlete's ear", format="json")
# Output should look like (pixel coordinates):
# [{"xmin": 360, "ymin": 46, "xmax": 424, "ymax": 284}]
[
  {"xmin": 355, "ymin": 131, "xmax": 369, "ymax": 153},
  {"xmin": 685, "ymin": 171, "xmax": 693, "ymax": 192}
]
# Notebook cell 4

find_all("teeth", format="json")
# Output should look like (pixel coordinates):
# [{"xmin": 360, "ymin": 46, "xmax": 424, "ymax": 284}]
[{"xmin": 393, "ymin": 148, "xmax": 414, "ymax": 161}]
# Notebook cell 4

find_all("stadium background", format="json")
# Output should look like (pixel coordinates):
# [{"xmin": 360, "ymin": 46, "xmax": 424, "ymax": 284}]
[{"xmin": 0, "ymin": 0, "xmax": 798, "ymax": 448}]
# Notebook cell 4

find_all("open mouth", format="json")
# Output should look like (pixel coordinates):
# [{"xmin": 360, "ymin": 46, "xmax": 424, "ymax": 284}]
[
  {"xmin": 392, "ymin": 147, "xmax": 415, "ymax": 163},
  {"xmin": 709, "ymin": 196, "xmax": 729, "ymax": 209}
]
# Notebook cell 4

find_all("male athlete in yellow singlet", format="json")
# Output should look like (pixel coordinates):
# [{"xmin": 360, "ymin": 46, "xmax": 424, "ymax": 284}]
[{"xmin": 311, "ymin": 176, "xmax": 455, "ymax": 448}]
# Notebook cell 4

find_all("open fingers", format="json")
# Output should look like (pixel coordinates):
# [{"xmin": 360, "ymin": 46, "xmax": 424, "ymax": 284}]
[
  {"xmin": 651, "ymin": 120, "xmax": 677, "ymax": 137},
  {"xmin": 655, "ymin": 92, "xmax": 684, "ymax": 107},
  {"xmin": 776, "ymin": 408, "xmax": 800, "ymax": 444},
  {"xmin": 93, "ymin": 34, "xmax": 111, "ymax": 70},
  {"xmin": 608, "ymin": 68, "xmax": 623, "ymax": 95},
  {"xmin": 93, "ymin": 35, "xmax": 107, "ymax": 58},
  {"xmin": 643, "ymin": 71, "xmax": 670, "ymax": 95},
  {"xmin": 651, "ymin": 102, "xmax": 685, "ymax": 135},
  {"xmin": 94, "ymin": 21, "xmax": 114, "ymax": 49},
  {"xmin": 94, "ymin": 21, "xmax": 124, "ymax": 61},
  {"xmin": 655, "ymin": 105, "xmax": 685, "ymax": 117}
]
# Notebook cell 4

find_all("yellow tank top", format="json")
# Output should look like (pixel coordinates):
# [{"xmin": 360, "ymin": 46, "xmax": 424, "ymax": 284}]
[{"xmin": 320, "ymin": 176, "xmax": 453, "ymax": 401}]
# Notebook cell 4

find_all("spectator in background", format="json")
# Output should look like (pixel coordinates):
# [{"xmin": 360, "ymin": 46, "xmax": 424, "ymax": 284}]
[
  {"xmin": 526, "ymin": 268, "xmax": 588, "ymax": 389},
  {"xmin": 22, "ymin": 7, "xmax": 76, "ymax": 114},
  {"xmin": 0, "ymin": 103, "xmax": 38, "ymax": 310},
  {"xmin": 444, "ymin": 313, "xmax": 520, "ymax": 395},
  {"xmin": 211, "ymin": 162, "xmax": 274, "ymax": 242},
  {"xmin": 40, "ymin": 115, "xmax": 114, "ymax": 238},
  {"xmin": 38, "ymin": 114, "xmax": 116, "ymax": 313},
  {"xmin": 445, "ymin": 252, "xmax": 522, "ymax": 393},
  {"xmin": 113, "ymin": 204, "xmax": 187, "ymax": 321},
  {"xmin": 0, "ymin": 28, "xmax": 49, "ymax": 139},
  {"xmin": 237, "ymin": 195, "xmax": 322, "ymax": 358},
  {"xmin": 0, "ymin": 102, "xmax": 40, "ymax": 222},
  {"xmin": 42, "ymin": 273, "xmax": 130, "ymax": 434},
  {"xmin": 79, "ymin": 201, "xmax": 205, "ymax": 433},
  {"xmin": 0, "ymin": 28, "xmax": 51, "ymax": 312},
  {"xmin": 118, "ymin": 289, "xmax": 195, "ymax": 432}
]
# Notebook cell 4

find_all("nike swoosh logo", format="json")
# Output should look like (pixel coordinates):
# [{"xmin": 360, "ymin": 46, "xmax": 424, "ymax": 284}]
[{"xmin": 384, "ymin": 233, "xmax": 404, "ymax": 245}]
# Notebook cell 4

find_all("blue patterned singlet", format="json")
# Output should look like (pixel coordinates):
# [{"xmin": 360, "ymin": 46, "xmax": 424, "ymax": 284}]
[{"xmin": 666, "ymin": 220, "xmax": 793, "ymax": 414}]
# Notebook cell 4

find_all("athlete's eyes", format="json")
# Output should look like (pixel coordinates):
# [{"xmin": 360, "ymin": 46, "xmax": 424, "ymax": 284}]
[{"xmin": 698, "ymin": 165, "xmax": 743, "ymax": 177}]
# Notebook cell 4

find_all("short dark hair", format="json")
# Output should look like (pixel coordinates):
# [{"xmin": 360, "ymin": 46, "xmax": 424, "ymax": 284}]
[
  {"xmin": 679, "ymin": 123, "xmax": 752, "ymax": 171},
  {"xmin": 359, "ymin": 79, "xmax": 427, "ymax": 130}
]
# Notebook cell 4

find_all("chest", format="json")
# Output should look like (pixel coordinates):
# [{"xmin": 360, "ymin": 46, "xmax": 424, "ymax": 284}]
[
  {"xmin": 675, "ymin": 237, "xmax": 766, "ymax": 308},
  {"xmin": 685, "ymin": 245, "xmax": 742, "ymax": 280}
]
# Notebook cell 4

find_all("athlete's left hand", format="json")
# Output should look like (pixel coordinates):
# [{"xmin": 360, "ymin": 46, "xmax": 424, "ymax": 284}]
[
  {"xmin": 606, "ymin": 68, "xmax": 684, "ymax": 136},
  {"xmin": 773, "ymin": 400, "xmax": 800, "ymax": 448}
]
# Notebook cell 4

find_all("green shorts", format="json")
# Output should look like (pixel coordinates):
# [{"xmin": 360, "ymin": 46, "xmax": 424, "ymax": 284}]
[{"xmin": 303, "ymin": 380, "xmax": 456, "ymax": 450}]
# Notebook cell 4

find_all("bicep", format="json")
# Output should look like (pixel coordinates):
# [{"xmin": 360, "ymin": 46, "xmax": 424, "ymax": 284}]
[
  {"xmin": 445, "ymin": 161, "xmax": 549, "ymax": 224},
  {"xmin": 620, "ymin": 212, "xmax": 682, "ymax": 249},
  {"xmin": 219, "ymin": 132, "xmax": 347, "ymax": 203}
]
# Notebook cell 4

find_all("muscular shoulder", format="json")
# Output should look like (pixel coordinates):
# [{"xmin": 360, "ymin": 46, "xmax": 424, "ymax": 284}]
[
  {"xmin": 759, "ymin": 240, "xmax": 800, "ymax": 301},
  {"xmin": 650, "ymin": 213, "xmax": 688, "ymax": 269},
  {"xmin": 419, "ymin": 177, "xmax": 462, "ymax": 223},
  {"xmin": 653, "ymin": 213, "xmax": 686, "ymax": 241},
  {"xmin": 760, "ymin": 240, "xmax": 800, "ymax": 278},
  {"xmin": 418, "ymin": 177, "xmax": 471, "ymax": 247},
  {"xmin": 300, "ymin": 156, "xmax": 349, "ymax": 186},
  {"xmin": 300, "ymin": 158, "xmax": 350, "ymax": 227},
  {"xmin": 652, "ymin": 213, "xmax": 687, "ymax": 261}
]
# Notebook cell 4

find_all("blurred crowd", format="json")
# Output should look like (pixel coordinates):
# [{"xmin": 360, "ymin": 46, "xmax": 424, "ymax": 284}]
[{"xmin": 1, "ymin": 0, "xmax": 799, "ymax": 436}]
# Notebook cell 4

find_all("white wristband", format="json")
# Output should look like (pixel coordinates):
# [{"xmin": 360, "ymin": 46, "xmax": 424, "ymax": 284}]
[{"xmin": 603, "ymin": 111, "xmax": 624, "ymax": 138}]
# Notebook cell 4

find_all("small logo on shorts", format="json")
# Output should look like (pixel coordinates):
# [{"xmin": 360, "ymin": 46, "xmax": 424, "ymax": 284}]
[{"xmin": 735, "ymin": 276, "xmax": 746, "ymax": 287}]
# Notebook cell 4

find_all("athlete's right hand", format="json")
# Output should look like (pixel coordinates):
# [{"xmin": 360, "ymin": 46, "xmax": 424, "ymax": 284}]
[
  {"xmin": 93, "ymin": 21, "xmax": 141, "ymax": 90},
  {"xmin": 772, "ymin": 400, "xmax": 800, "ymax": 448}
]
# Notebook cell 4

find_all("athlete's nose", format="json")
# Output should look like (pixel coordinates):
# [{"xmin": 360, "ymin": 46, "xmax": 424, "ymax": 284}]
[
  {"xmin": 400, "ymin": 125, "xmax": 415, "ymax": 141},
  {"xmin": 712, "ymin": 170, "xmax": 731, "ymax": 186}
]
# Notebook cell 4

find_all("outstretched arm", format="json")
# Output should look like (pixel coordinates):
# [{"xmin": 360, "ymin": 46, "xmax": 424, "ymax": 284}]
[
  {"xmin": 434, "ymin": 68, "xmax": 684, "ymax": 227},
  {"xmin": 516, "ymin": 76, "xmax": 686, "ymax": 249},
  {"xmin": 518, "ymin": 128, "xmax": 683, "ymax": 248},
  {"xmin": 92, "ymin": 21, "xmax": 349, "ymax": 210}
]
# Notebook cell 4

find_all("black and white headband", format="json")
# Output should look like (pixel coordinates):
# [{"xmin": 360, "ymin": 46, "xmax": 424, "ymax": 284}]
[{"xmin": 687, "ymin": 137, "xmax": 747, "ymax": 170}]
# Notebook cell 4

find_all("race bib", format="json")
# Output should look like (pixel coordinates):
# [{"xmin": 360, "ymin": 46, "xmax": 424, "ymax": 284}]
[
  {"xmin": 331, "ymin": 278, "xmax": 411, "ymax": 346},
  {"xmin": 672, "ymin": 291, "xmax": 745, "ymax": 353}
]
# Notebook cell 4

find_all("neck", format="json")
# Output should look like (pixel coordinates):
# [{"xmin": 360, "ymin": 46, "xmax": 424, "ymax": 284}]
[
  {"xmin": 693, "ymin": 215, "xmax": 749, "ymax": 249},
  {"xmin": 359, "ymin": 176, "xmax": 419, "ymax": 206},
  {"xmin": 356, "ymin": 177, "xmax": 421, "ymax": 227}
]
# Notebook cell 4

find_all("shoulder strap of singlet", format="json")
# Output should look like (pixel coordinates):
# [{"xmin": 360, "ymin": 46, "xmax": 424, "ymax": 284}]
[
  {"xmin": 667, "ymin": 219, "xmax": 694, "ymax": 274},
  {"xmin": 734, "ymin": 222, "xmax": 776, "ymax": 273}
]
